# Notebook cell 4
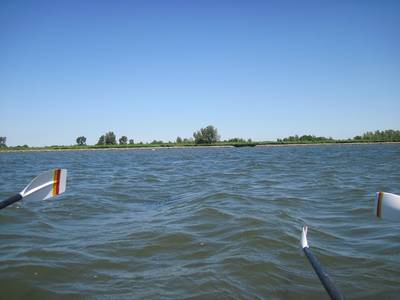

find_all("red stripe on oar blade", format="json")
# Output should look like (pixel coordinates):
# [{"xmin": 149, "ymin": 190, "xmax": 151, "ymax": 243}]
[
  {"xmin": 377, "ymin": 192, "xmax": 383, "ymax": 218},
  {"xmin": 52, "ymin": 169, "xmax": 61, "ymax": 196}
]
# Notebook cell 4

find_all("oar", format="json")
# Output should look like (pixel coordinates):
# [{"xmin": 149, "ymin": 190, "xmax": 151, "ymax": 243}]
[
  {"xmin": 301, "ymin": 226, "xmax": 344, "ymax": 300},
  {"xmin": 0, "ymin": 169, "xmax": 67, "ymax": 210},
  {"xmin": 374, "ymin": 192, "xmax": 400, "ymax": 222}
]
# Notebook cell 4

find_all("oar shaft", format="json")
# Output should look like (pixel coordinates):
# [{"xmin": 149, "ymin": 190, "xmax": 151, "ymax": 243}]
[
  {"xmin": 0, "ymin": 194, "xmax": 23, "ymax": 210},
  {"xmin": 303, "ymin": 247, "xmax": 344, "ymax": 300}
]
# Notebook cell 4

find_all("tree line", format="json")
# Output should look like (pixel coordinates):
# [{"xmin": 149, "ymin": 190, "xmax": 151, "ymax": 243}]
[
  {"xmin": 277, "ymin": 135, "xmax": 335, "ymax": 143},
  {"xmin": 353, "ymin": 130, "xmax": 400, "ymax": 142},
  {"xmin": 88, "ymin": 126, "xmax": 221, "ymax": 146},
  {"xmin": 1, "ymin": 129, "xmax": 400, "ymax": 149},
  {"xmin": 79, "ymin": 129, "xmax": 400, "ymax": 146}
]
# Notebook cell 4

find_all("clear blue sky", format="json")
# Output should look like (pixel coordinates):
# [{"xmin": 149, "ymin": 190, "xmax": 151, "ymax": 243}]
[{"xmin": 1, "ymin": 0, "xmax": 399, "ymax": 146}]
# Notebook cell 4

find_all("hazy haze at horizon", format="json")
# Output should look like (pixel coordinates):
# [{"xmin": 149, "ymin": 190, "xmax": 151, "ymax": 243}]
[{"xmin": 1, "ymin": 0, "xmax": 399, "ymax": 146}]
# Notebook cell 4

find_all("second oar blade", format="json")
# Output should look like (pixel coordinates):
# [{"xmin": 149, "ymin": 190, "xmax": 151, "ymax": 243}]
[{"xmin": 374, "ymin": 192, "xmax": 400, "ymax": 222}]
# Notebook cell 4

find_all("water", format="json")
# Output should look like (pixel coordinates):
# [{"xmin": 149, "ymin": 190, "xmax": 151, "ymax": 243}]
[{"xmin": 0, "ymin": 144, "xmax": 399, "ymax": 299}]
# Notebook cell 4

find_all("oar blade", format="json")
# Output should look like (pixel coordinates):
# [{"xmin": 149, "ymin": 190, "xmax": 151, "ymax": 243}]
[
  {"xmin": 375, "ymin": 192, "xmax": 400, "ymax": 221},
  {"xmin": 301, "ymin": 226, "xmax": 308, "ymax": 249},
  {"xmin": 21, "ymin": 169, "xmax": 67, "ymax": 201}
]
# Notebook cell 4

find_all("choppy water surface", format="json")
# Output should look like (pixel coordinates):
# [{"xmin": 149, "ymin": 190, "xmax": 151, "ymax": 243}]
[{"xmin": 0, "ymin": 144, "xmax": 399, "ymax": 299}]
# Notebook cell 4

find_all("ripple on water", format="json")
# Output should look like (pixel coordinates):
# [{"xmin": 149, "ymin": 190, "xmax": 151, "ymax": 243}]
[{"xmin": 0, "ymin": 144, "xmax": 400, "ymax": 299}]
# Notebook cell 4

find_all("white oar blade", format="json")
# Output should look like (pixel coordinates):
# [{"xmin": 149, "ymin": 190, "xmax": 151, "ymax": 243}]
[
  {"xmin": 301, "ymin": 226, "xmax": 309, "ymax": 249},
  {"xmin": 21, "ymin": 169, "xmax": 67, "ymax": 202},
  {"xmin": 374, "ymin": 192, "xmax": 400, "ymax": 222}
]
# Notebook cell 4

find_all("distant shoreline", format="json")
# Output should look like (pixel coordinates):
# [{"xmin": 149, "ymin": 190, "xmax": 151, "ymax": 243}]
[{"xmin": 1, "ymin": 141, "xmax": 399, "ymax": 153}]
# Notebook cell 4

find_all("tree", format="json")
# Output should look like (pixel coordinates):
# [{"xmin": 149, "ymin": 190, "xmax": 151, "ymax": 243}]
[
  {"xmin": 97, "ymin": 132, "xmax": 117, "ymax": 145},
  {"xmin": 151, "ymin": 140, "xmax": 163, "ymax": 144},
  {"xmin": 105, "ymin": 132, "xmax": 117, "ymax": 145},
  {"xmin": 176, "ymin": 136, "xmax": 183, "ymax": 144},
  {"xmin": 76, "ymin": 136, "xmax": 87, "ymax": 146},
  {"xmin": 299, "ymin": 135, "xmax": 314, "ymax": 141},
  {"xmin": 97, "ymin": 135, "xmax": 105, "ymax": 145},
  {"xmin": 129, "ymin": 139, "xmax": 134, "ymax": 145},
  {"xmin": 193, "ymin": 125, "xmax": 220, "ymax": 144},
  {"xmin": 0, "ymin": 136, "xmax": 6, "ymax": 147},
  {"xmin": 119, "ymin": 136, "xmax": 128, "ymax": 145}
]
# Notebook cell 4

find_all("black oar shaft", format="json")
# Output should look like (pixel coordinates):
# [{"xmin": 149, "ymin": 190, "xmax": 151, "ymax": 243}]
[
  {"xmin": 0, "ymin": 194, "xmax": 23, "ymax": 210},
  {"xmin": 303, "ymin": 247, "xmax": 344, "ymax": 300}
]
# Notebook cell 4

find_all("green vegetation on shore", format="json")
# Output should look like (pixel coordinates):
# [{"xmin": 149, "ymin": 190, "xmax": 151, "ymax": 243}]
[
  {"xmin": 1, "ymin": 129, "xmax": 400, "ymax": 151},
  {"xmin": 353, "ymin": 130, "xmax": 400, "ymax": 142}
]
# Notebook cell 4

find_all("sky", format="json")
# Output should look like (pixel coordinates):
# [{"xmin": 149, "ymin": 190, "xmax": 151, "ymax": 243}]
[{"xmin": 1, "ymin": 0, "xmax": 399, "ymax": 146}]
